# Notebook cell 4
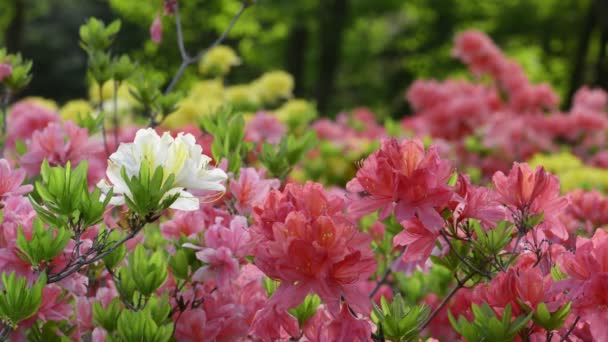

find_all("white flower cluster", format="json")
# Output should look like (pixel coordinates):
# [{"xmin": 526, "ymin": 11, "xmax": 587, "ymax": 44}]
[{"xmin": 98, "ymin": 128, "xmax": 227, "ymax": 211}]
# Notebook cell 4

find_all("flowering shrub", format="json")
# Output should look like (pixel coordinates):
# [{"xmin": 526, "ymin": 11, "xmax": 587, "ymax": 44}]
[{"xmin": 1, "ymin": 1, "xmax": 608, "ymax": 341}]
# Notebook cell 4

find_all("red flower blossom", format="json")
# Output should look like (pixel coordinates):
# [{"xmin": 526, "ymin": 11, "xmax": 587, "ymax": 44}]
[{"xmin": 347, "ymin": 138, "xmax": 453, "ymax": 231}]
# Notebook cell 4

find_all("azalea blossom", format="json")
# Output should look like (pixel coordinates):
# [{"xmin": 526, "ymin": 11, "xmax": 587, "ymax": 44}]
[
  {"xmin": 492, "ymin": 162, "xmax": 568, "ymax": 240},
  {"xmin": 347, "ymin": 138, "xmax": 453, "ymax": 231},
  {"xmin": 98, "ymin": 128, "xmax": 227, "ymax": 211},
  {"xmin": 0, "ymin": 159, "xmax": 33, "ymax": 201},
  {"xmin": 251, "ymin": 182, "xmax": 377, "ymax": 323}
]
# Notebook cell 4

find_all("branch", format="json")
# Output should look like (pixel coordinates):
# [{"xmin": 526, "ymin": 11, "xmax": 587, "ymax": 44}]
[
  {"xmin": 417, "ymin": 272, "xmax": 473, "ymax": 332},
  {"xmin": 559, "ymin": 316, "xmax": 580, "ymax": 342},
  {"xmin": 47, "ymin": 223, "xmax": 145, "ymax": 284},
  {"xmin": 0, "ymin": 325, "xmax": 10, "ymax": 342},
  {"xmin": 163, "ymin": 1, "xmax": 249, "ymax": 95},
  {"xmin": 440, "ymin": 231, "xmax": 492, "ymax": 279},
  {"xmin": 369, "ymin": 246, "xmax": 406, "ymax": 299}
]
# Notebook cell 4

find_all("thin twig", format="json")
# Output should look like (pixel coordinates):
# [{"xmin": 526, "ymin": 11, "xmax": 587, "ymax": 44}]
[
  {"xmin": 504, "ymin": 231, "xmax": 524, "ymax": 270},
  {"xmin": 417, "ymin": 272, "xmax": 474, "ymax": 332},
  {"xmin": 191, "ymin": 3, "xmax": 247, "ymax": 62},
  {"xmin": 163, "ymin": 1, "xmax": 248, "ymax": 95},
  {"xmin": 0, "ymin": 325, "xmax": 10, "ymax": 342},
  {"xmin": 559, "ymin": 316, "xmax": 580, "ymax": 342},
  {"xmin": 369, "ymin": 247, "xmax": 406, "ymax": 299},
  {"xmin": 47, "ymin": 224, "xmax": 144, "ymax": 284},
  {"xmin": 174, "ymin": 5, "xmax": 190, "ymax": 61},
  {"xmin": 440, "ymin": 231, "xmax": 492, "ymax": 279}
]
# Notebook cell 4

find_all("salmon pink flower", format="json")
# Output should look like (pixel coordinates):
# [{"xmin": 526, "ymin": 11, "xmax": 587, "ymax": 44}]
[
  {"xmin": 251, "ymin": 182, "xmax": 376, "ymax": 318},
  {"xmin": 393, "ymin": 218, "xmax": 439, "ymax": 266},
  {"xmin": 322, "ymin": 303, "xmax": 373, "ymax": 342},
  {"xmin": 492, "ymin": 163, "xmax": 568, "ymax": 240},
  {"xmin": 347, "ymin": 138, "xmax": 453, "ymax": 231},
  {"xmin": 558, "ymin": 232, "xmax": 608, "ymax": 340},
  {"xmin": 451, "ymin": 174, "xmax": 505, "ymax": 228}
]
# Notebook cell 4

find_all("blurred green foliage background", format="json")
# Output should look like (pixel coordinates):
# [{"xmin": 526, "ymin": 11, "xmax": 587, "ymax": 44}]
[{"xmin": 1, "ymin": 0, "xmax": 606, "ymax": 118}]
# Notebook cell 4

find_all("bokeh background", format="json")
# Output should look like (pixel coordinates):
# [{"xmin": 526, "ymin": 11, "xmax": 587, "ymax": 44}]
[{"xmin": 1, "ymin": 0, "xmax": 605, "ymax": 118}]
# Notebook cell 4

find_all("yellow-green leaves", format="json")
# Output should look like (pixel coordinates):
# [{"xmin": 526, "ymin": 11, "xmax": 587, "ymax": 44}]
[
  {"xmin": 79, "ymin": 18, "xmax": 121, "ymax": 52},
  {"xmin": 94, "ymin": 296, "xmax": 173, "ymax": 342},
  {"xmin": 449, "ymin": 303, "xmax": 532, "ymax": 342},
  {"xmin": 0, "ymin": 49, "xmax": 32, "ymax": 91},
  {"xmin": 0, "ymin": 272, "xmax": 46, "ymax": 330},
  {"xmin": 258, "ymin": 131, "xmax": 317, "ymax": 181},
  {"xmin": 289, "ymin": 294, "xmax": 321, "ymax": 327},
  {"xmin": 120, "ymin": 164, "xmax": 179, "ymax": 219},
  {"xmin": 200, "ymin": 107, "xmax": 253, "ymax": 175},
  {"xmin": 93, "ymin": 298, "xmax": 122, "ymax": 333},
  {"xmin": 30, "ymin": 160, "xmax": 111, "ymax": 230},
  {"xmin": 371, "ymin": 294, "xmax": 430, "ymax": 342},
  {"xmin": 116, "ymin": 245, "xmax": 168, "ymax": 306},
  {"xmin": 16, "ymin": 219, "xmax": 70, "ymax": 268}
]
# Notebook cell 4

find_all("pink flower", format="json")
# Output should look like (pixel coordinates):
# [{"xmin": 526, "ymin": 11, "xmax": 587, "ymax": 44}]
[
  {"xmin": 565, "ymin": 189, "xmax": 608, "ymax": 234},
  {"xmin": 0, "ymin": 63, "xmax": 12, "ymax": 82},
  {"xmin": 150, "ymin": 14, "xmax": 163, "ymax": 43},
  {"xmin": 393, "ymin": 218, "xmax": 439, "ymax": 266},
  {"xmin": 453, "ymin": 30, "xmax": 558, "ymax": 112},
  {"xmin": 204, "ymin": 216, "xmax": 251, "ymax": 258},
  {"xmin": 0, "ymin": 196, "xmax": 36, "ymax": 247},
  {"xmin": 347, "ymin": 138, "xmax": 453, "ymax": 231},
  {"xmin": 251, "ymin": 182, "xmax": 376, "ymax": 317},
  {"xmin": 24, "ymin": 285, "xmax": 73, "ymax": 324},
  {"xmin": 451, "ymin": 174, "xmax": 505, "ymax": 228},
  {"xmin": 572, "ymin": 86, "xmax": 608, "ymax": 112},
  {"xmin": 492, "ymin": 163, "xmax": 568, "ymax": 240},
  {"xmin": 6, "ymin": 100, "xmax": 60, "ymax": 150},
  {"xmin": 0, "ymin": 159, "xmax": 32, "ymax": 201},
  {"xmin": 191, "ymin": 246, "xmax": 239, "ymax": 288},
  {"xmin": 230, "ymin": 167, "xmax": 280, "ymax": 215},
  {"xmin": 321, "ymin": 303, "xmax": 373, "ymax": 342},
  {"xmin": 405, "ymin": 80, "xmax": 499, "ymax": 141},
  {"xmin": 160, "ymin": 209, "xmax": 207, "ymax": 240},
  {"xmin": 245, "ymin": 111, "xmax": 286, "ymax": 144},
  {"xmin": 558, "ymin": 233, "xmax": 608, "ymax": 340},
  {"xmin": 20, "ymin": 121, "xmax": 104, "ymax": 184},
  {"xmin": 174, "ymin": 308, "xmax": 208, "ymax": 341}
]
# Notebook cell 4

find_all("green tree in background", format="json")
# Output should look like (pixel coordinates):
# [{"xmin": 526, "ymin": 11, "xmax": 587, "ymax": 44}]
[{"xmin": 1, "ymin": 0, "xmax": 606, "ymax": 117}]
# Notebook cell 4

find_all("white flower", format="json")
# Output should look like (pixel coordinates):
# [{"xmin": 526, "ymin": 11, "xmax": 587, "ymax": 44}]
[{"xmin": 97, "ymin": 128, "xmax": 227, "ymax": 211}]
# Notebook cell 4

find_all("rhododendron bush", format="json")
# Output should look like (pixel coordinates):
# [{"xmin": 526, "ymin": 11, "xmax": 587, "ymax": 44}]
[{"xmin": 2, "ymin": 1, "xmax": 608, "ymax": 341}]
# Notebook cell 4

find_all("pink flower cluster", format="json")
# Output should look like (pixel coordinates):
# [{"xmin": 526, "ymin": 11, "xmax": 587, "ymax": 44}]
[
  {"xmin": 250, "ymin": 182, "xmax": 376, "ymax": 340},
  {"xmin": 404, "ymin": 30, "xmax": 608, "ymax": 176}
]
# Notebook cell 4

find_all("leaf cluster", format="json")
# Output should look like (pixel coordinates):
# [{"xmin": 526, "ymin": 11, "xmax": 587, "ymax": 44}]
[
  {"xmin": 30, "ymin": 160, "xmax": 110, "ymax": 230},
  {"xmin": 200, "ymin": 106, "xmax": 253, "ymax": 175},
  {"xmin": 0, "ymin": 272, "xmax": 46, "ymax": 330},
  {"xmin": 257, "ymin": 131, "xmax": 317, "ymax": 181},
  {"xmin": 449, "ymin": 303, "xmax": 532, "ymax": 342},
  {"xmin": 371, "ymin": 294, "xmax": 430, "ymax": 342}
]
